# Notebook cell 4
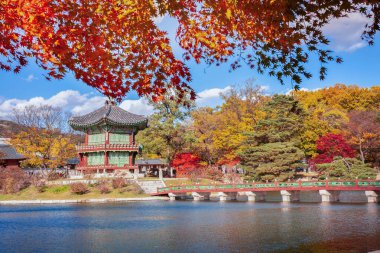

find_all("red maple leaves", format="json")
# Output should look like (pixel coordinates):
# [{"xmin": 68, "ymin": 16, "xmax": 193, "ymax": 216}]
[
  {"xmin": 311, "ymin": 133, "xmax": 356, "ymax": 164},
  {"xmin": 1, "ymin": 1, "xmax": 379, "ymax": 102},
  {"xmin": 172, "ymin": 153, "xmax": 202, "ymax": 177}
]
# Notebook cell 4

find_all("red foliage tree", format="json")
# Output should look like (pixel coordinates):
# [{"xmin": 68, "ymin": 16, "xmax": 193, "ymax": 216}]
[
  {"xmin": 172, "ymin": 153, "xmax": 202, "ymax": 177},
  {"xmin": 2, "ymin": 1, "xmax": 380, "ymax": 102},
  {"xmin": 311, "ymin": 133, "xmax": 356, "ymax": 164}
]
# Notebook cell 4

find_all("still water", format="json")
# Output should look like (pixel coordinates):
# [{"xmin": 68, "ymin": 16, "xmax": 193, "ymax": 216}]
[{"xmin": 0, "ymin": 201, "xmax": 379, "ymax": 253}]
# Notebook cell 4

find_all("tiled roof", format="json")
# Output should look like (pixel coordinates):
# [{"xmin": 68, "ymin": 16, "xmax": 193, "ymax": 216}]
[
  {"xmin": 69, "ymin": 101, "xmax": 147, "ymax": 131},
  {"xmin": 0, "ymin": 144, "xmax": 26, "ymax": 160},
  {"xmin": 135, "ymin": 159, "xmax": 167, "ymax": 165},
  {"xmin": 67, "ymin": 157, "xmax": 80, "ymax": 165}
]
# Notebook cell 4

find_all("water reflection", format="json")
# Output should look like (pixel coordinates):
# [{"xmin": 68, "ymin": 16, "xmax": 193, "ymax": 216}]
[{"xmin": 0, "ymin": 202, "xmax": 379, "ymax": 253}]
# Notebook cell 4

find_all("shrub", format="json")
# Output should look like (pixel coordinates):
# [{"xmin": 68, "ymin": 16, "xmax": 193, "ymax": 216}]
[
  {"xmin": 0, "ymin": 168, "xmax": 31, "ymax": 194},
  {"xmin": 98, "ymin": 185, "xmax": 111, "ymax": 194},
  {"xmin": 112, "ymin": 178, "xmax": 126, "ymax": 189},
  {"xmin": 96, "ymin": 180, "xmax": 111, "ymax": 194},
  {"xmin": 47, "ymin": 172, "xmax": 62, "ymax": 181},
  {"xmin": 35, "ymin": 181, "xmax": 47, "ymax": 193},
  {"xmin": 70, "ymin": 183, "xmax": 89, "ymax": 195},
  {"xmin": 316, "ymin": 157, "xmax": 377, "ymax": 179},
  {"xmin": 204, "ymin": 167, "xmax": 224, "ymax": 181}
]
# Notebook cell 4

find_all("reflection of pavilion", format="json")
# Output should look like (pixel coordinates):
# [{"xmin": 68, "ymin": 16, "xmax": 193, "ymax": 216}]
[{"xmin": 69, "ymin": 100, "xmax": 147, "ymax": 177}]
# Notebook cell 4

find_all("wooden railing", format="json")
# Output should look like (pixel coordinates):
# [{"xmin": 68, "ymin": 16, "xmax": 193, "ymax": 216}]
[
  {"xmin": 155, "ymin": 180, "xmax": 380, "ymax": 195},
  {"xmin": 76, "ymin": 165, "xmax": 138, "ymax": 171},
  {"xmin": 76, "ymin": 143, "xmax": 139, "ymax": 152}
]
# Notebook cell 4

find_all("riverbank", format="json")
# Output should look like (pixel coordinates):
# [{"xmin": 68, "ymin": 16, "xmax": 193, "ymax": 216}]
[
  {"xmin": 0, "ymin": 196, "xmax": 169, "ymax": 205},
  {"xmin": 0, "ymin": 183, "xmax": 167, "ymax": 205}
]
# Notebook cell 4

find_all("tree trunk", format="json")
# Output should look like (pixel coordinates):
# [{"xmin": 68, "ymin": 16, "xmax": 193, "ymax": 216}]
[{"xmin": 359, "ymin": 138, "xmax": 365, "ymax": 163}]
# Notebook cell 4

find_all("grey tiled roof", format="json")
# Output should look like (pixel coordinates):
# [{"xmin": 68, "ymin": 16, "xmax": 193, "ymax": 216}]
[
  {"xmin": 67, "ymin": 157, "xmax": 80, "ymax": 165},
  {"xmin": 69, "ymin": 101, "xmax": 147, "ymax": 130},
  {"xmin": 136, "ymin": 159, "xmax": 167, "ymax": 165},
  {"xmin": 0, "ymin": 144, "xmax": 26, "ymax": 160}
]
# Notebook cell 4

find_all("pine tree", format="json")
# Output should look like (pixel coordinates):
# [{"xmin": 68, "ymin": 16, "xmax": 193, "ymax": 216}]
[
  {"xmin": 239, "ymin": 95, "xmax": 306, "ymax": 181},
  {"xmin": 316, "ymin": 157, "xmax": 377, "ymax": 180}
]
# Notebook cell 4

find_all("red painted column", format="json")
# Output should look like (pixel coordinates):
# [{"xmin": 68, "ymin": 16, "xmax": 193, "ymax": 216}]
[
  {"xmin": 85, "ymin": 133, "xmax": 88, "ymax": 145},
  {"xmin": 104, "ymin": 131, "xmax": 109, "ymax": 167},
  {"xmin": 129, "ymin": 132, "xmax": 133, "ymax": 145},
  {"xmin": 129, "ymin": 152, "xmax": 133, "ymax": 166},
  {"xmin": 105, "ymin": 131, "xmax": 109, "ymax": 144},
  {"xmin": 104, "ymin": 151, "xmax": 109, "ymax": 166}
]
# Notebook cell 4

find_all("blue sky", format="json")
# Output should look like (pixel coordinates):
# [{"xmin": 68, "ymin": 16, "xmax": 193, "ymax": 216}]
[{"xmin": 0, "ymin": 13, "xmax": 379, "ymax": 118}]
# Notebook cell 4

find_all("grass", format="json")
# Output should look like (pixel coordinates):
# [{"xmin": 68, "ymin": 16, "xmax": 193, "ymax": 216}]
[{"xmin": 0, "ymin": 183, "xmax": 149, "ymax": 201}]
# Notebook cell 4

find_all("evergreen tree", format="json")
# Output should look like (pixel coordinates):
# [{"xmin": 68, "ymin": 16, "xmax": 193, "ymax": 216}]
[
  {"xmin": 316, "ymin": 157, "xmax": 377, "ymax": 180},
  {"xmin": 239, "ymin": 95, "xmax": 306, "ymax": 181}
]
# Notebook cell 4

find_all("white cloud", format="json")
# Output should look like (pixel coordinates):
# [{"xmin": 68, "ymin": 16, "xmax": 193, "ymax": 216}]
[
  {"xmin": 0, "ymin": 85, "xmax": 240, "ymax": 120},
  {"xmin": 198, "ymin": 86, "xmax": 231, "ymax": 99},
  {"xmin": 71, "ymin": 96, "xmax": 107, "ymax": 115},
  {"xmin": 120, "ymin": 98, "xmax": 154, "ymax": 116},
  {"xmin": 23, "ymin": 74, "xmax": 38, "ymax": 82},
  {"xmin": 285, "ymin": 87, "xmax": 322, "ymax": 95},
  {"xmin": 323, "ymin": 13, "xmax": 370, "ymax": 52},
  {"xmin": 0, "ymin": 90, "xmax": 106, "ymax": 118},
  {"xmin": 197, "ymin": 86, "xmax": 231, "ymax": 108}
]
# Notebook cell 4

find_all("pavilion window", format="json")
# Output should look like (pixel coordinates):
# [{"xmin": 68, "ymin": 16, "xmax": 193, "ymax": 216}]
[
  {"xmin": 87, "ymin": 152, "xmax": 105, "ymax": 166},
  {"xmin": 109, "ymin": 151, "xmax": 130, "ymax": 167},
  {"xmin": 88, "ymin": 133, "xmax": 105, "ymax": 145},
  {"xmin": 109, "ymin": 133, "xmax": 130, "ymax": 144}
]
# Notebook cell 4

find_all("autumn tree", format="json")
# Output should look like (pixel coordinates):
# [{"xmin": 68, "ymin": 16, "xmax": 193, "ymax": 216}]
[
  {"xmin": 172, "ymin": 153, "xmax": 202, "ymax": 178},
  {"xmin": 136, "ymin": 91, "xmax": 195, "ymax": 168},
  {"xmin": 208, "ymin": 82, "xmax": 267, "ymax": 164},
  {"xmin": 10, "ymin": 105, "xmax": 77, "ymax": 170},
  {"xmin": 190, "ymin": 107, "xmax": 220, "ymax": 165},
  {"xmin": 240, "ymin": 95, "xmax": 306, "ymax": 181},
  {"xmin": 311, "ymin": 133, "xmax": 355, "ymax": 165},
  {"xmin": 295, "ymin": 84, "xmax": 380, "ymax": 156},
  {"xmin": 2, "ymin": 1, "xmax": 380, "ymax": 101},
  {"xmin": 346, "ymin": 110, "xmax": 380, "ymax": 166}
]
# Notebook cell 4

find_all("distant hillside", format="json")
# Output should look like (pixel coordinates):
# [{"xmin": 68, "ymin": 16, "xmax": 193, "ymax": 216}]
[{"xmin": 0, "ymin": 120, "xmax": 23, "ymax": 138}]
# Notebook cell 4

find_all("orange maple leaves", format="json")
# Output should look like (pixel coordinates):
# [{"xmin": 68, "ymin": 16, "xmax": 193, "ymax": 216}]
[{"xmin": 1, "ymin": 0, "xmax": 379, "ymax": 102}]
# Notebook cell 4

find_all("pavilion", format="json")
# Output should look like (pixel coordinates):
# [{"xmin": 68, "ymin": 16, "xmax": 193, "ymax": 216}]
[{"xmin": 69, "ymin": 100, "xmax": 147, "ymax": 177}]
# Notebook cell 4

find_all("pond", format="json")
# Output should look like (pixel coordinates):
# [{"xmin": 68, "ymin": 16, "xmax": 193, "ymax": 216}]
[{"xmin": 0, "ymin": 201, "xmax": 379, "ymax": 253}]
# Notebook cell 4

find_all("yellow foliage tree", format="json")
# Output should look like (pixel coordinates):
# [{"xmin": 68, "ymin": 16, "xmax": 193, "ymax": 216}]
[
  {"xmin": 295, "ymin": 84, "xmax": 380, "ymax": 157},
  {"xmin": 10, "ymin": 127, "xmax": 76, "ymax": 169},
  {"xmin": 191, "ymin": 81, "xmax": 267, "ymax": 164}
]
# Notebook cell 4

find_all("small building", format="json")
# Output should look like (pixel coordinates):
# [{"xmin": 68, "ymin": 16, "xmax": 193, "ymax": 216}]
[
  {"xmin": 66, "ymin": 157, "xmax": 80, "ymax": 170},
  {"xmin": 136, "ymin": 159, "xmax": 171, "ymax": 178},
  {"xmin": 0, "ymin": 144, "xmax": 26, "ymax": 169},
  {"xmin": 68, "ymin": 100, "xmax": 147, "ymax": 176}
]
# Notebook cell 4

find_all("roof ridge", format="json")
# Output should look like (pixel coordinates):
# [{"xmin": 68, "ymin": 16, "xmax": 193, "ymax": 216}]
[{"xmin": 104, "ymin": 103, "xmax": 112, "ymax": 118}]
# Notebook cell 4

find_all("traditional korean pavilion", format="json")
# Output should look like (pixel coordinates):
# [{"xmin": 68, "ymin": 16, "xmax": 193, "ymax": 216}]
[{"xmin": 68, "ymin": 100, "xmax": 147, "ymax": 175}]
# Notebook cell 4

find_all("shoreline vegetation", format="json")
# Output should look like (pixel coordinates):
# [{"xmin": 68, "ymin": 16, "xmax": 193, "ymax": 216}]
[
  {"xmin": 0, "ymin": 184, "xmax": 169, "ymax": 205},
  {"xmin": 0, "ymin": 196, "xmax": 168, "ymax": 205},
  {"xmin": 0, "ymin": 175, "xmax": 159, "ymax": 204}
]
